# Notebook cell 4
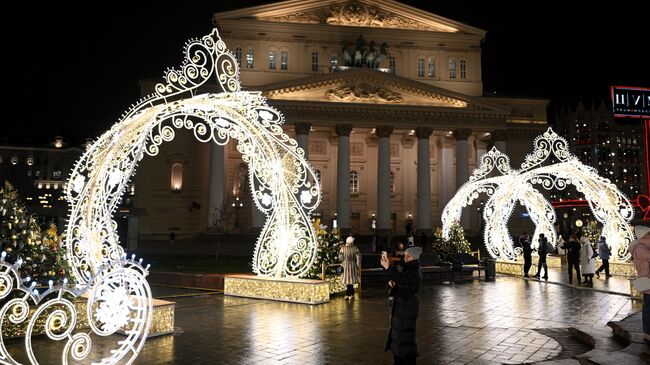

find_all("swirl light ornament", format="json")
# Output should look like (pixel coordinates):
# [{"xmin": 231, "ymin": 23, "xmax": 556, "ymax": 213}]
[
  {"xmin": 442, "ymin": 128, "xmax": 635, "ymax": 261},
  {"xmin": 1, "ymin": 28, "xmax": 320, "ymax": 365}
]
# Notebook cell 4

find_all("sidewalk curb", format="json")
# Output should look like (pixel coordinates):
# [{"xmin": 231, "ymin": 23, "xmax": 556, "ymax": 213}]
[{"xmin": 499, "ymin": 274, "xmax": 632, "ymax": 297}]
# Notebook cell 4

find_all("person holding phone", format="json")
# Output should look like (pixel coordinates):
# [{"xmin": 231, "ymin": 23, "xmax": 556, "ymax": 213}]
[{"xmin": 381, "ymin": 246, "xmax": 422, "ymax": 364}]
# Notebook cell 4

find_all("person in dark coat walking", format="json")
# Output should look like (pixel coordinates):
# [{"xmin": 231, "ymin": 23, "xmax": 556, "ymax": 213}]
[
  {"xmin": 534, "ymin": 233, "xmax": 549, "ymax": 280},
  {"xmin": 519, "ymin": 232, "xmax": 532, "ymax": 277},
  {"xmin": 562, "ymin": 234, "xmax": 581, "ymax": 285},
  {"xmin": 381, "ymin": 246, "xmax": 422, "ymax": 365},
  {"xmin": 595, "ymin": 236, "xmax": 612, "ymax": 278}
]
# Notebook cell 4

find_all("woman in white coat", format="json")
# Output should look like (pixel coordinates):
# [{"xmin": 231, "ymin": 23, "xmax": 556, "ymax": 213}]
[{"xmin": 580, "ymin": 236, "xmax": 596, "ymax": 286}]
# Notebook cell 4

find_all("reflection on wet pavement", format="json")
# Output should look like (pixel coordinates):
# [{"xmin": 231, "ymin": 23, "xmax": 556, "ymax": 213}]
[{"xmin": 7, "ymin": 276, "xmax": 640, "ymax": 364}]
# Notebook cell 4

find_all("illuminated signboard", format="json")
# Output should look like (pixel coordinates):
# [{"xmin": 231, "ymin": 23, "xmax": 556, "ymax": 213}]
[{"xmin": 611, "ymin": 86, "xmax": 650, "ymax": 118}]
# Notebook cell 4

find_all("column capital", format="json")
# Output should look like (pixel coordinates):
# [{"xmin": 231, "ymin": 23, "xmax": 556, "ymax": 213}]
[
  {"xmin": 294, "ymin": 122, "xmax": 311, "ymax": 135},
  {"xmin": 375, "ymin": 126, "xmax": 394, "ymax": 138},
  {"xmin": 335, "ymin": 124, "xmax": 353, "ymax": 137},
  {"xmin": 415, "ymin": 127, "xmax": 433, "ymax": 139},
  {"xmin": 491, "ymin": 129, "xmax": 508, "ymax": 142},
  {"xmin": 453, "ymin": 128, "xmax": 473, "ymax": 140}
]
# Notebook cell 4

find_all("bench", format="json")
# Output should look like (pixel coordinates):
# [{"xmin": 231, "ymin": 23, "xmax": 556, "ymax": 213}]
[
  {"xmin": 452, "ymin": 252, "xmax": 486, "ymax": 280},
  {"xmin": 360, "ymin": 253, "xmax": 454, "ymax": 284}
]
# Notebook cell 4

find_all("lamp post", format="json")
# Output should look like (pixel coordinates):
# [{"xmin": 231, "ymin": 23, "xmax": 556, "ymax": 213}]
[{"xmin": 232, "ymin": 196, "xmax": 243, "ymax": 229}]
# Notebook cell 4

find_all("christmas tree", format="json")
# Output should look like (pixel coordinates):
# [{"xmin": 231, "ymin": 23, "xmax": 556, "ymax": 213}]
[
  {"xmin": 0, "ymin": 182, "xmax": 71, "ymax": 284},
  {"xmin": 307, "ymin": 218, "xmax": 342, "ymax": 279},
  {"xmin": 432, "ymin": 222, "xmax": 471, "ymax": 261}
]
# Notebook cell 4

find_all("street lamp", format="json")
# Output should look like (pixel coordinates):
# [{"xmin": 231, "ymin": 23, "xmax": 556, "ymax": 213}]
[{"xmin": 232, "ymin": 196, "xmax": 243, "ymax": 229}]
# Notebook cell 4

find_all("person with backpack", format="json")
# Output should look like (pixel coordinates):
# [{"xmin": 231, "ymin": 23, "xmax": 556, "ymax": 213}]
[
  {"xmin": 580, "ymin": 236, "xmax": 595, "ymax": 286},
  {"xmin": 533, "ymin": 233, "xmax": 549, "ymax": 280},
  {"xmin": 595, "ymin": 236, "xmax": 612, "ymax": 278}
]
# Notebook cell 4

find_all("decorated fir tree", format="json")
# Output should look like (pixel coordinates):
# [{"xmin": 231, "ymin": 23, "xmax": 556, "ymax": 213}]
[
  {"xmin": 307, "ymin": 218, "xmax": 342, "ymax": 279},
  {"xmin": 0, "ymin": 182, "xmax": 72, "ymax": 284},
  {"xmin": 582, "ymin": 220, "xmax": 600, "ymax": 243},
  {"xmin": 431, "ymin": 222, "xmax": 471, "ymax": 261}
]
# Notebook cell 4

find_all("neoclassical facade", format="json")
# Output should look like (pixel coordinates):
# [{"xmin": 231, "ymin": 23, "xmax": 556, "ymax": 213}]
[{"xmin": 134, "ymin": 0, "xmax": 547, "ymax": 240}]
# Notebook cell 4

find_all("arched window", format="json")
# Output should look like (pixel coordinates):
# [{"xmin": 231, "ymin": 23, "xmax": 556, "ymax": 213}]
[
  {"xmin": 389, "ymin": 56, "xmax": 396, "ymax": 71},
  {"xmin": 311, "ymin": 51, "xmax": 319, "ymax": 72},
  {"xmin": 459, "ymin": 59, "xmax": 467, "ymax": 79},
  {"xmin": 246, "ymin": 48, "xmax": 254, "ymax": 69},
  {"xmin": 448, "ymin": 58, "xmax": 457, "ymax": 79},
  {"xmin": 280, "ymin": 50, "xmax": 288, "ymax": 70},
  {"xmin": 330, "ymin": 53, "xmax": 338, "ymax": 69},
  {"xmin": 350, "ymin": 170, "xmax": 359, "ymax": 194},
  {"xmin": 234, "ymin": 47, "xmax": 242, "ymax": 68},
  {"xmin": 268, "ymin": 49, "xmax": 277, "ymax": 70},
  {"xmin": 417, "ymin": 56, "xmax": 425, "ymax": 77},
  {"xmin": 171, "ymin": 163, "xmax": 183, "ymax": 191},
  {"xmin": 427, "ymin": 56, "xmax": 435, "ymax": 78}
]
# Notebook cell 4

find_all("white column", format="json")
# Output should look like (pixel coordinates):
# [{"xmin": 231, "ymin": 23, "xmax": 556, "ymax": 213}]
[
  {"xmin": 295, "ymin": 122, "xmax": 311, "ymax": 160},
  {"xmin": 336, "ymin": 124, "xmax": 352, "ymax": 234},
  {"xmin": 455, "ymin": 129, "xmax": 472, "ymax": 229},
  {"xmin": 416, "ymin": 127, "xmax": 433, "ymax": 233},
  {"xmin": 439, "ymin": 138, "xmax": 455, "ymax": 217},
  {"xmin": 208, "ymin": 143, "xmax": 226, "ymax": 229},
  {"xmin": 376, "ymin": 126, "xmax": 393, "ymax": 234}
]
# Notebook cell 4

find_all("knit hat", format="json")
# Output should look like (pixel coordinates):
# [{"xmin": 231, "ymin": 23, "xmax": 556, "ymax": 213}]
[
  {"xmin": 345, "ymin": 236, "xmax": 355, "ymax": 244},
  {"xmin": 405, "ymin": 246, "xmax": 422, "ymax": 260}
]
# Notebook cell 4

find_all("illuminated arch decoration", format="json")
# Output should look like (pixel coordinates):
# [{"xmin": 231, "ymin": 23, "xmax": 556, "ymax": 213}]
[
  {"xmin": 442, "ymin": 128, "xmax": 635, "ymax": 261},
  {"xmin": 1, "ymin": 28, "xmax": 320, "ymax": 364}
]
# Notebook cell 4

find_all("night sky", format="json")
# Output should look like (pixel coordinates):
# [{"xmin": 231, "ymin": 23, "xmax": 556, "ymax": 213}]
[{"xmin": 5, "ymin": 1, "xmax": 649, "ymax": 145}]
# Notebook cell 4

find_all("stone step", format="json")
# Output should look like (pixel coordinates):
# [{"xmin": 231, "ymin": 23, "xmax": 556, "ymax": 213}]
[{"xmin": 568, "ymin": 325, "xmax": 646, "ymax": 365}]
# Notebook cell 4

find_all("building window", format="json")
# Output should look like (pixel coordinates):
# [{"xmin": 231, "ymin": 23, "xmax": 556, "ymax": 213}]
[
  {"xmin": 389, "ymin": 56, "xmax": 396, "ymax": 71},
  {"xmin": 27, "ymin": 157, "xmax": 34, "ymax": 166},
  {"xmin": 171, "ymin": 163, "xmax": 183, "ymax": 191},
  {"xmin": 234, "ymin": 47, "xmax": 242, "ymax": 68},
  {"xmin": 268, "ymin": 50, "xmax": 276, "ymax": 70},
  {"xmin": 417, "ymin": 56, "xmax": 424, "ymax": 77},
  {"xmin": 350, "ymin": 170, "xmax": 359, "ymax": 194},
  {"xmin": 427, "ymin": 57, "xmax": 435, "ymax": 78},
  {"xmin": 448, "ymin": 58, "xmax": 457, "ymax": 79},
  {"xmin": 460, "ymin": 59, "xmax": 467, "ymax": 79},
  {"xmin": 311, "ymin": 51, "xmax": 319, "ymax": 72},
  {"xmin": 11, "ymin": 156, "xmax": 18, "ymax": 165},
  {"xmin": 246, "ymin": 48, "xmax": 254, "ymax": 69},
  {"xmin": 330, "ymin": 53, "xmax": 338, "ymax": 69},
  {"xmin": 390, "ymin": 171, "xmax": 396, "ymax": 193},
  {"xmin": 280, "ymin": 50, "xmax": 288, "ymax": 70}
]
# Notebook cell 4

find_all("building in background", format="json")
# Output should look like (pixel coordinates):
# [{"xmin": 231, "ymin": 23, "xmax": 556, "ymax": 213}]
[{"xmin": 133, "ymin": 0, "xmax": 548, "ymax": 243}]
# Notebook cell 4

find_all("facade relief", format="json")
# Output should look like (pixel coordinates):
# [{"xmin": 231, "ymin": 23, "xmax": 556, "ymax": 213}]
[
  {"xmin": 350, "ymin": 142, "xmax": 364, "ymax": 156},
  {"xmin": 325, "ymin": 83, "xmax": 404, "ymax": 103},
  {"xmin": 309, "ymin": 141, "xmax": 328, "ymax": 156}
]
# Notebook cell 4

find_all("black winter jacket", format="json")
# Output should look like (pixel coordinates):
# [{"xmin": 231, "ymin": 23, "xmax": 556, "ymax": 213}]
[{"xmin": 385, "ymin": 259, "xmax": 422, "ymax": 357}]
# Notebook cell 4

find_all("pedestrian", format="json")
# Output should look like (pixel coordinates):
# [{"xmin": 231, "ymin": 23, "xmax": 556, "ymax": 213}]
[
  {"xmin": 556, "ymin": 235, "xmax": 566, "ymax": 255},
  {"xmin": 629, "ymin": 225, "xmax": 650, "ymax": 340},
  {"xmin": 381, "ymin": 246, "xmax": 422, "ymax": 365},
  {"xmin": 562, "ymin": 234, "xmax": 581, "ymax": 285},
  {"xmin": 339, "ymin": 236, "xmax": 361, "ymax": 300},
  {"xmin": 519, "ymin": 232, "xmax": 532, "ymax": 277},
  {"xmin": 595, "ymin": 236, "xmax": 612, "ymax": 278},
  {"xmin": 580, "ymin": 236, "xmax": 595, "ymax": 286},
  {"xmin": 534, "ymin": 233, "xmax": 549, "ymax": 280}
]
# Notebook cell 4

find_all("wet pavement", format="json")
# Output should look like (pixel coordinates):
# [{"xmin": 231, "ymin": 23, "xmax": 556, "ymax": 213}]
[
  {"xmin": 515, "ymin": 264, "xmax": 632, "ymax": 296},
  {"xmin": 5, "ymin": 276, "xmax": 642, "ymax": 364}
]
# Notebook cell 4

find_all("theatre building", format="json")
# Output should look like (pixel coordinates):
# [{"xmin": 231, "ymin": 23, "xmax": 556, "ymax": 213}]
[{"xmin": 133, "ymin": 0, "xmax": 548, "ymax": 243}]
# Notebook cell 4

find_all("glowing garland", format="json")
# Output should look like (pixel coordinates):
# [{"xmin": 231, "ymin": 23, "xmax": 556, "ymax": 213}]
[
  {"xmin": 1, "ymin": 28, "xmax": 320, "ymax": 365},
  {"xmin": 442, "ymin": 128, "xmax": 635, "ymax": 261}
]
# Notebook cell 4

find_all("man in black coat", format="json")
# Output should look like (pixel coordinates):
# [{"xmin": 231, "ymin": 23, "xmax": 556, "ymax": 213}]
[
  {"xmin": 519, "ymin": 232, "xmax": 532, "ymax": 277},
  {"xmin": 534, "ymin": 233, "xmax": 549, "ymax": 280},
  {"xmin": 381, "ymin": 246, "xmax": 422, "ymax": 365}
]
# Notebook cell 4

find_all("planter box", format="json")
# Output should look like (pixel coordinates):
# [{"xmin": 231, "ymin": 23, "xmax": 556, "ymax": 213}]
[{"xmin": 224, "ymin": 274, "xmax": 329, "ymax": 305}]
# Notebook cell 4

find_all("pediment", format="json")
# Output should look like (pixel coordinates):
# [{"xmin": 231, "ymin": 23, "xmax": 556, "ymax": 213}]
[
  {"xmin": 214, "ymin": 0, "xmax": 485, "ymax": 35},
  {"xmin": 259, "ymin": 69, "xmax": 500, "ymax": 110}
]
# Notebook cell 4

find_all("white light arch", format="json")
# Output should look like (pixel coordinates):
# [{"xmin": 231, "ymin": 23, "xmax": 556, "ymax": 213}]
[
  {"xmin": 442, "ymin": 128, "xmax": 635, "ymax": 262},
  {"xmin": 1, "ymin": 29, "xmax": 321, "ymax": 365}
]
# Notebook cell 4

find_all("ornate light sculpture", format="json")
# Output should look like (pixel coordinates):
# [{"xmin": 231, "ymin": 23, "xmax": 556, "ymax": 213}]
[
  {"xmin": 442, "ymin": 128, "xmax": 635, "ymax": 261},
  {"xmin": 1, "ymin": 28, "xmax": 320, "ymax": 364}
]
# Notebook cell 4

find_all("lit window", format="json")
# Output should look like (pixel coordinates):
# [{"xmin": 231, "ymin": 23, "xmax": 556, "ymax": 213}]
[
  {"xmin": 311, "ymin": 51, "xmax": 319, "ymax": 72},
  {"xmin": 417, "ymin": 56, "xmax": 424, "ymax": 77},
  {"xmin": 350, "ymin": 170, "xmax": 359, "ymax": 194},
  {"xmin": 389, "ymin": 56, "xmax": 396, "ymax": 71},
  {"xmin": 234, "ymin": 47, "xmax": 242, "ymax": 68},
  {"xmin": 427, "ymin": 57, "xmax": 435, "ymax": 78},
  {"xmin": 27, "ymin": 157, "xmax": 34, "ymax": 166},
  {"xmin": 35, "ymin": 170, "xmax": 40, "ymax": 177},
  {"xmin": 246, "ymin": 48, "xmax": 254, "ymax": 69},
  {"xmin": 448, "ymin": 58, "xmax": 456, "ymax": 79},
  {"xmin": 11, "ymin": 156, "xmax": 18, "ymax": 165},
  {"xmin": 53, "ymin": 170, "xmax": 62, "ymax": 178},
  {"xmin": 330, "ymin": 53, "xmax": 338, "ymax": 69},
  {"xmin": 171, "ymin": 163, "xmax": 183, "ymax": 191},
  {"xmin": 460, "ymin": 59, "xmax": 467, "ymax": 79},
  {"xmin": 280, "ymin": 50, "xmax": 288, "ymax": 70},
  {"xmin": 390, "ymin": 171, "xmax": 396, "ymax": 193},
  {"xmin": 268, "ymin": 49, "xmax": 276, "ymax": 70}
]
